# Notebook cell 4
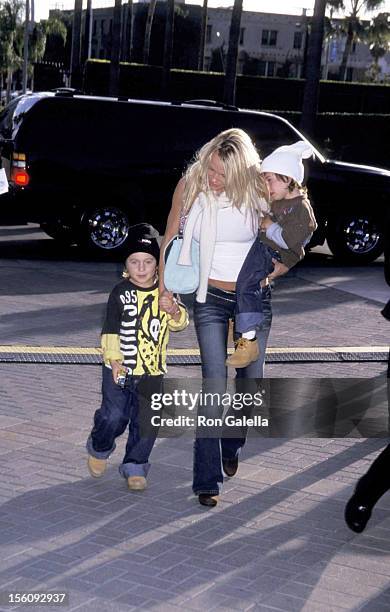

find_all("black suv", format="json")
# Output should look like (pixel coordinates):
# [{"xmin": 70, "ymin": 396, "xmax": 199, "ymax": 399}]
[{"xmin": 0, "ymin": 90, "xmax": 387, "ymax": 263}]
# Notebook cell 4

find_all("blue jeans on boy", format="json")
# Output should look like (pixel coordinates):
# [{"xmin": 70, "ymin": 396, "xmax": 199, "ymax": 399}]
[
  {"xmin": 193, "ymin": 284, "xmax": 272, "ymax": 496},
  {"xmin": 86, "ymin": 365, "xmax": 162, "ymax": 479},
  {"xmin": 235, "ymin": 240, "xmax": 277, "ymax": 334}
]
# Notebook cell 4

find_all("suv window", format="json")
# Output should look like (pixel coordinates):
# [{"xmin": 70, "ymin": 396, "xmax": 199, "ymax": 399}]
[{"xmin": 16, "ymin": 98, "xmax": 174, "ymax": 162}]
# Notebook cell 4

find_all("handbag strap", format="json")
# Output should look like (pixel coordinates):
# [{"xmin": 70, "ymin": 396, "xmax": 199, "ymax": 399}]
[{"xmin": 178, "ymin": 210, "xmax": 187, "ymax": 239}]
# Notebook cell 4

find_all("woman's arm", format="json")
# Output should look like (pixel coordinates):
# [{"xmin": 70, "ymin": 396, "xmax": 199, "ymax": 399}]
[{"xmin": 158, "ymin": 177, "xmax": 186, "ymax": 303}]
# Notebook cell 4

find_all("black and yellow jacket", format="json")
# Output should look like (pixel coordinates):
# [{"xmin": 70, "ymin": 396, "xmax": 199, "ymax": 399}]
[{"xmin": 101, "ymin": 280, "xmax": 188, "ymax": 375}]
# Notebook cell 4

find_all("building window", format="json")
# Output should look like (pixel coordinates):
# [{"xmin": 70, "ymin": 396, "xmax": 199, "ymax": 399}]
[
  {"xmin": 92, "ymin": 19, "xmax": 97, "ymax": 36},
  {"xmin": 239, "ymin": 27, "xmax": 245, "ymax": 45},
  {"xmin": 99, "ymin": 49, "xmax": 105, "ymax": 59},
  {"xmin": 100, "ymin": 20, "xmax": 105, "ymax": 36},
  {"xmin": 258, "ymin": 60, "xmax": 275, "ymax": 76},
  {"xmin": 266, "ymin": 61, "xmax": 275, "ymax": 76},
  {"xmin": 109, "ymin": 19, "xmax": 113, "ymax": 33},
  {"xmin": 206, "ymin": 24, "xmax": 212, "ymax": 44},
  {"xmin": 261, "ymin": 29, "xmax": 277, "ymax": 46},
  {"xmin": 293, "ymin": 31, "xmax": 303, "ymax": 49}
]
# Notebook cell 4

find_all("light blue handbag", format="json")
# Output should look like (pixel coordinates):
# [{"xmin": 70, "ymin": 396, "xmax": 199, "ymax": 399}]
[{"xmin": 164, "ymin": 231, "xmax": 200, "ymax": 294}]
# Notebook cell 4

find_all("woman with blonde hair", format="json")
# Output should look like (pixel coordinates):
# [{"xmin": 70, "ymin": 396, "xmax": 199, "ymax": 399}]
[{"xmin": 159, "ymin": 128, "xmax": 286, "ymax": 507}]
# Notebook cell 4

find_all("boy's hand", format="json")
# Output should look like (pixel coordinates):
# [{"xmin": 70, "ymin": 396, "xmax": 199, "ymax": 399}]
[
  {"xmin": 159, "ymin": 290, "xmax": 176, "ymax": 314},
  {"xmin": 260, "ymin": 215, "xmax": 273, "ymax": 230},
  {"xmin": 110, "ymin": 359, "xmax": 123, "ymax": 384},
  {"xmin": 160, "ymin": 294, "xmax": 181, "ymax": 320},
  {"xmin": 269, "ymin": 259, "xmax": 289, "ymax": 281}
]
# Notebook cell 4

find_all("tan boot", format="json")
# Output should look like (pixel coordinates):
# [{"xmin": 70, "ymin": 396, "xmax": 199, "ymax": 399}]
[
  {"xmin": 226, "ymin": 338, "xmax": 259, "ymax": 368},
  {"xmin": 87, "ymin": 455, "xmax": 107, "ymax": 478},
  {"xmin": 127, "ymin": 476, "xmax": 147, "ymax": 491}
]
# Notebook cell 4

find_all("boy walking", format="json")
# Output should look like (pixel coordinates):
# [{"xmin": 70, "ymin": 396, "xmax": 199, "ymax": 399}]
[{"xmin": 86, "ymin": 224, "xmax": 188, "ymax": 490}]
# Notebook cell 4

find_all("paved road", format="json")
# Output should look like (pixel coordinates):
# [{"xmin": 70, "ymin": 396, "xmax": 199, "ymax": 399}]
[{"xmin": 0, "ymin": 225, "xmax": 389, "ymax": 611}]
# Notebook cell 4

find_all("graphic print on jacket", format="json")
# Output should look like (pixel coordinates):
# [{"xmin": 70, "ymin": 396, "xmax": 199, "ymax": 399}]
[{"xmin": 102, "ymin": 280, "xmax": 169, "ymax": 375}]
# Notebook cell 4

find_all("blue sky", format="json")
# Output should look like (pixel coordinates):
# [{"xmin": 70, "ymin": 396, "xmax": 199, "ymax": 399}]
[{"xmin": 36, "ymin": 0, "xmax": 390, "ymax": 23}]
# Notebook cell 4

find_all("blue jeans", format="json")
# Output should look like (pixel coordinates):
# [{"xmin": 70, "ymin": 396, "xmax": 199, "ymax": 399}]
[
  {"xmin": 86, "ymin": 366, "xmax": 162, "ymax": 479},
  {"xmin": 193, "ymin": 284, "xmax": 272, "ymax": 495}
]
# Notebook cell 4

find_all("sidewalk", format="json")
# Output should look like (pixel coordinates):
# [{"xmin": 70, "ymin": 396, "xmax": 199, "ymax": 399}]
[{"xmin": 0, "ymin": 243, "xmax": 389, "ymax": 611}]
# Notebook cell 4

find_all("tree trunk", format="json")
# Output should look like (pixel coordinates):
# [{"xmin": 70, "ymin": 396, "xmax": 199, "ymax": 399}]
[
  {"xmin": 6, "ymin": 67, "xmax": 13, "ymax": 104},
  {"xmin": 198, "ymin": 0, "xmax": 208, "ymax": 71},
  {"xmin": 338, "ymin": 19, "xmax": 354, "ymax": 81},
  {"xmin": 109, "ymin": 0, "xmax": 122, "ymax": 97},
  {"xmin": 122, "ymin": 0, "xmax": 133, "ymax": 63},
  {"xmin": 143, "ymin": 0, "xmax": 157, "ymax": 65},
  {"xmin": 22, "ymin": 0, "xmax": 30, "ymax": 94},
  {"xmin": 223, "ymin": 0, "xmax": 243, "ymax": 106},
  {"xmin": 300, "ymin": 0, "xmax": 326, "ymax": 135},
  {"xmin": 161, "ymin": 0, "xmax": 175, "ymax": 99},
  {"xmin": 70, "ymin": 0, "xmax": 83, "ymax": 88},
  {"xmin": 82, "ymin": 0, "xmax": 93, "ymax": 64}
]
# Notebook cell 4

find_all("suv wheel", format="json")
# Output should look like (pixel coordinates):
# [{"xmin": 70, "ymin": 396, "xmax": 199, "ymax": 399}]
[
  {"xmin": 83, "ymin": 207, "xmax": 130, "ymax": 251},
  {"xmin": 326, "ymin": 214, "xmax": 383, "ymax": 264}
]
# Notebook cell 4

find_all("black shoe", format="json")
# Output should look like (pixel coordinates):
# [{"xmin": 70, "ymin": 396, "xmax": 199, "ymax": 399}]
[
  {"xmin": 222, "ymin": 457, "xmax": 238, "ymax": 478},
  {"xmin": 345, "ymin": 494, "xmax": 372, "ymax": 533},
  {"xmin": 198, "ymin": 494, "xmax": 219, "ymax": 507}
]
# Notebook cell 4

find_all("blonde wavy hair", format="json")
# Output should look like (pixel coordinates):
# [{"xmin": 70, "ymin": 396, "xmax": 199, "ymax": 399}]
[{"xmin": 182, "ymin": 128, "xmax": 269, "ymax": 217}]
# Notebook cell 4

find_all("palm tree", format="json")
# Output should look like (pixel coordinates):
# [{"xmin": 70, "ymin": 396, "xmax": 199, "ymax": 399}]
[
  {"xmin": 29, "ymin": 16, "xmax": 67, "ymax": 89},
  {"xmin": 223, "ymin": 0, "xmax": 243, "ymax": 106},
  {"xmin": 301, "ymin": 0, "xmax": 327, "ymax": 134},
  {"xmin": 366, "ymin": 12, "xmax": 390, "ymax": 80},
  {"xmin": 0, "ymin": 0, "xmax": 24, "ymax": 102},
  {"xmin": 328, "ymin": 0, "xmax": 384, "ymax": 81},
  {"xmin": 109, "ymin": 0, "xmax": 122, "ymax": 96},
  {"xmin": 143, "ymin": 0, "xmax": 157, "ymax": 64},
  {"xmin": 198, "ymin": 0, "xmax": 207, "ymax": 71}
]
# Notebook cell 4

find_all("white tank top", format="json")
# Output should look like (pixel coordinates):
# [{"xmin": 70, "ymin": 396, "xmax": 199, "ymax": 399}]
[{"xmin": 193, "ymin": 205, "xmax": 257, "ymax": 282}]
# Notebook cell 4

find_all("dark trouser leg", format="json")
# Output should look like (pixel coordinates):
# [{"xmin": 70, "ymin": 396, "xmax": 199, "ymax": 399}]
[
  {"xmin": 354, "ymin": 444, "xmax": 390, "ymax": 507},
  {"xmin": 86, "ymin": 365, "xmax": 132, "ymax": 459},
  {"xmin": 221, "ymin": 285, "xmax": 272, "ymax": 461},
  {"xmin": 119, "ymin": 376, "xmax": 163, "ymax": 479},
  {"xmin": 193, "ymin": 287, "xmax": 234, "ymax": 496}
]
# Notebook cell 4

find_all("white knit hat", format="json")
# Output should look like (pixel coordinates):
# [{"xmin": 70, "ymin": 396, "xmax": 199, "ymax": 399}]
[{"xmin": 261, "ymin": 141, "xmax": 314, "ymax": 185}]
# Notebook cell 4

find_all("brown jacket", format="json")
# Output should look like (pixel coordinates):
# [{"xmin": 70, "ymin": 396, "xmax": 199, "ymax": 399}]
[{"xmin": 260, "ymin": 195, "xmax": 317, "ymax": 269}]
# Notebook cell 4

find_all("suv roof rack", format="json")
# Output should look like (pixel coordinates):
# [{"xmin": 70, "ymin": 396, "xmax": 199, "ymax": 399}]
[
  {"xmin": 52, "ymin": 88, "xmax": 84, "ymax": 97},
  {"xmin": 183, "ymin": 99, "xmax": 238, "ymax": 111}
]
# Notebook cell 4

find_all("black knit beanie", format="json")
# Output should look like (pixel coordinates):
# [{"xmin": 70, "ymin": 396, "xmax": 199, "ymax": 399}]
[{"xmin": 126, "ymin": 223, "xmax": 160, "ymax": 261}]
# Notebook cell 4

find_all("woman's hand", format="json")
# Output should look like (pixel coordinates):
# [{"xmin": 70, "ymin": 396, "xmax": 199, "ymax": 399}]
[{"xmin": 110, "ymin": 359, "xmax": 123, "ymax": 384}]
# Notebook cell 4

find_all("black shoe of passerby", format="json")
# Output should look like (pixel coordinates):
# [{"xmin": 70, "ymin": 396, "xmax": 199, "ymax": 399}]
[
  {"xmin": 345, "ymin": 494, "xmax": 372, "ymax": 533},
  {"xmin": 222, "ymin": 457, "xmax": 239, "ymax": 478},
  {"xmin": 198, "ymin": 494, "xmax": 219, "ymax": 507}
]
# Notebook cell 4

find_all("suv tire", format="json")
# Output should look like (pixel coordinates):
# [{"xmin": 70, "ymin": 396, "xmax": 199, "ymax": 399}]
[
  {"xmin": 326, "ymin": 213, "xmax": 384, "ymax": 264},
  {"xmin": 81, "ymin": 206, "xmax": 131, "ymax": 252}
]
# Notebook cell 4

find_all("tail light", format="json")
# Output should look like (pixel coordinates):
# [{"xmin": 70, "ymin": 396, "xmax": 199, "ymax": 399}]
[{"xmin": 11, "ymin": 152, "xmax": 30, "ymax": 187}]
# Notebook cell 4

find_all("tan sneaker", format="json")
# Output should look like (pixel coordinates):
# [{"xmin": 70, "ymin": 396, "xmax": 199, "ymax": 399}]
[
  {"xmin": 87, "ymin": 455, "xmax": 107, "ymax": 478},
  {"xmin": 226, "ymin": 338, "xmax": 259, "ymax": 368},
  {"xmin": 127, "ymin": 476, "xmax": 147, "ymax": 491}
]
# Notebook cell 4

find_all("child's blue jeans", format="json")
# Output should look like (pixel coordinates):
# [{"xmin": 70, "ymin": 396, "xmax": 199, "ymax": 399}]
[
  {"xmin": 86, "ymin": 366, "xmax": 163, "ymax": 479},
  {"xmin": 235, "ymin": 240, "xmax": 278, "ymax": 334}
]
